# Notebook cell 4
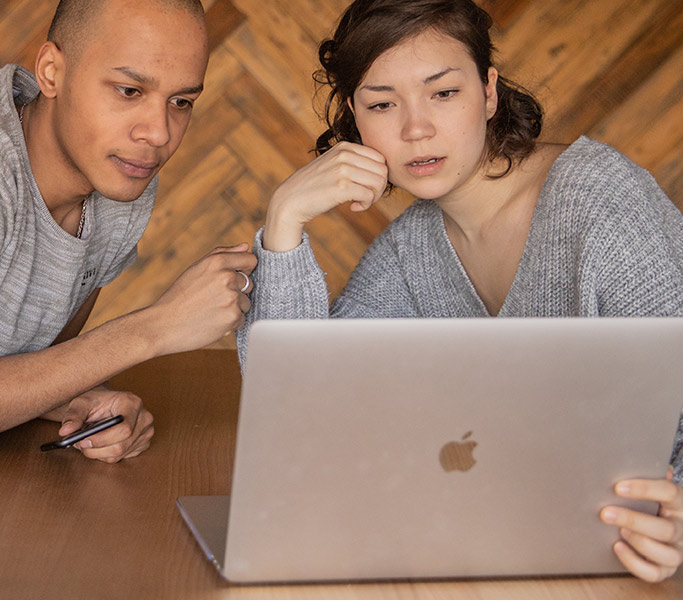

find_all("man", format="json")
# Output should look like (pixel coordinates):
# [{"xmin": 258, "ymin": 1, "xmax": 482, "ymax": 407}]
[{"xmin": 0, "ymin": 0, "xmax": 256, "ymax": 461}]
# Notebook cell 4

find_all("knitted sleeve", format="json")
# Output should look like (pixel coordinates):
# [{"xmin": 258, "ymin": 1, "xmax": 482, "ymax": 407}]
[{"xmin": 235, "ymin": 223, "xmax": 419, "ymax": 366}]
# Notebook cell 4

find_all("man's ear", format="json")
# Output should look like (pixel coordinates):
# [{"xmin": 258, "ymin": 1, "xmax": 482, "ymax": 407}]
[{"xmin": 34, "ymin": 42, "xmax": 65, "ymax": 100}]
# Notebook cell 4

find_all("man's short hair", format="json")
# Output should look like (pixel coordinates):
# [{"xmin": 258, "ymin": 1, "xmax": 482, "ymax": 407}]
[{"xmin": 47, "ymin": 0, "xmax": 205, "ymax": 57}]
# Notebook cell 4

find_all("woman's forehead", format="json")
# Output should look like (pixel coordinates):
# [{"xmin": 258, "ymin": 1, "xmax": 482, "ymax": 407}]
[{"xmin": 360, "ymin": 32, "xmax": 475, "ymax": 85}]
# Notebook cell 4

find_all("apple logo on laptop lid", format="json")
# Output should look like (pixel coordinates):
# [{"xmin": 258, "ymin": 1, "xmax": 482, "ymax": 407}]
[{"xmin": 439, "ymin": 431, "xmax": 477, "ymax": 472}]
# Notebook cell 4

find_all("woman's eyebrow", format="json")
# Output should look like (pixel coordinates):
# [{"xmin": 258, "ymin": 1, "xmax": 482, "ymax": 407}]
[
  {"xmin": 423, "ymin": 67, "xmax": 461, "ymax": 84},
  {"xmin": 359, "ymin": 67, "xmax": 463, "ymax": 92}
]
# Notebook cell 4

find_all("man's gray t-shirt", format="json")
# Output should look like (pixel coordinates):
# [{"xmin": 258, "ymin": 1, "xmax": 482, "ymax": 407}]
[{"xmin": 0, "ymin": 64, "xmax": 155, "ymax": 354}]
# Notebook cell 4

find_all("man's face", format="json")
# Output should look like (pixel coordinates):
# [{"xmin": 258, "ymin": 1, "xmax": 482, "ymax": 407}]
[{"xmin": 53, "ymin": 1, "xmax": 208, "ymax": 202}]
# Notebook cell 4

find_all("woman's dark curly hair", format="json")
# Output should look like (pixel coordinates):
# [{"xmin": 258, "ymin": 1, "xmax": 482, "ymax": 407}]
[{"xmin": 314, "ymin": 0, "xmax": 543, "ymax": 177}]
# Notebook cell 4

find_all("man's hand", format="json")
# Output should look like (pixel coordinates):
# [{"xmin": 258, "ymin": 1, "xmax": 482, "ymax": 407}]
[
  {"xmin": 58, "ymin": 386, "xmax": 154, "ymax": 463},
  {"xmin": 146, "ymin": 243, "xmax": 257, "ymax": 355}
]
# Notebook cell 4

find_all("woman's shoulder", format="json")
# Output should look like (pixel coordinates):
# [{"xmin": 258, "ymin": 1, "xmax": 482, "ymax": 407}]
[
  {"xmin": 543, "ymin": 136, "xmax": 677, "ymax": 219},
  {"xmin": 547, "ymin": 136, "xmax": 662, "ymax": 197},
  {"xmin": 539, "ymin": 137, "xmax": 682, "ymax": 249}
]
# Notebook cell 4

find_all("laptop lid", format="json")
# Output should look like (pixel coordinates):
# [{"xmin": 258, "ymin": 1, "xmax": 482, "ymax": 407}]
[{"xmin": 179, "ymin": 317, "xmax": 683, "ymax": 583}]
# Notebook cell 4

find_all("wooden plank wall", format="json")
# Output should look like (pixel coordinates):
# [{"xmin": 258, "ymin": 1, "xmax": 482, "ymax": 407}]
[{"xmin": 1, "ymin": 0, "xmax": 681, "ymax": 349}]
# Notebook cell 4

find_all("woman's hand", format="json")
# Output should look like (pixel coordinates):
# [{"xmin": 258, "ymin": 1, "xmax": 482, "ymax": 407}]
[
  {"xmin": 600, "ymin": 469, "xmax": 683, "ymax": 582},
  {"xmin": 264, "ymin": 141, "xmax": 388, "ymax": 252}
]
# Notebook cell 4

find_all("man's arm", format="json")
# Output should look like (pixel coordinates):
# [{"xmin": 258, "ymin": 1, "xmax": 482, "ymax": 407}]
[
  {"xmin": 50, "ymin": 288, "xmax": 101, "ymax": 348},
  {"xmin": 40, "ymin": 287, "xmax": 102, "ymax": 423},
  {"xmin": 0, "ymin": 245, "xmax": 256, "ymax": 433}
]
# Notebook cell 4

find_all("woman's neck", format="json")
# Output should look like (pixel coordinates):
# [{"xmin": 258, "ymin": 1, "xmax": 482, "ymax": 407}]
[{"xmin": 435, "ymin": 144, "xmax": 566, "ymax": 241}]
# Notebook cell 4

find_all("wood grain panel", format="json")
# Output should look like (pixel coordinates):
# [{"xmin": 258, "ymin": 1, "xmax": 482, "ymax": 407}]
[{"xmin": 0, "ymin": 0, "xmax": 680, "ymax": 346}]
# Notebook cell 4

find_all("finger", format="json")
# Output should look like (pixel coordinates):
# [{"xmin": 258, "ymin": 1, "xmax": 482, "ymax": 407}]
[
  {"xmin": 231, "ymin": 270, "xmax": 252, "ymax": 294},
  {"xmin": 75, "ymin": 418, "xmax": 134, "ymax": 451},
  {"xmin": 334, "ymin": 179, "xmax": 385, "ymax": 214},
  {"xmin": 601, "ymin": 506, "xmax": 680, "ymax": 545},
  {"xmin": 333, "ymin": 141, "xmax": 387, "ymax": 166},
  {"xmin": 237, "ymin": 293, "xmax": 251, "ymax": 315},
  {"xmin": 59, "ymin": 399, "xmax": 91, "ymax": 436},
  {"xmin": 209, "ymin": 243, "xmax": 250, "ymax": 254},
  {"xmin": 332, "ymin": 152, "xmax": 388, "ymax": 186},
  {"xmin": 349, "ymin": 187, "xmax": 385, "ymax": 212},
  {"xmin": 209, "ymin": 251, "xmax": 258, "ymax": 275},
  {"xmin": 615, "ymin": 479, "xmax": 683, "ymax": 510},
  {"xmin": 612, "ymin": 539, "xmax": 677, "ymax": 583},
  {"xmin": 75, "ymin": 393, "xmax": 146, "ymax": 449},
  {"xmin": 619, "ymin": 528, "xmax": 683, "ymax": 569},
  {"xmin": 104, "ymin": 420, "xmax": 154, "ymax": 463},
  {"xmin": 79, "ymin": 413, "xmax": 154, "ymax": 461}
]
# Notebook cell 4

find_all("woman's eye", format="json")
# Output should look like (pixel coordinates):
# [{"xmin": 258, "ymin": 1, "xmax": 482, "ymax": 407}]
[
  {"xmin": 434, "ymin": 89, "xmax": 459, "ymax": 100},
  {"xmin": 368, "ymin": 102, "xmax": 393, "ymax": 111}
]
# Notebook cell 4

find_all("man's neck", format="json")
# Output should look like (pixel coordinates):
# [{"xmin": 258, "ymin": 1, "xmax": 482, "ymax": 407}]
[{"xmin": 21, "ymin": 95, "xmax": 94, "ymax": 228}]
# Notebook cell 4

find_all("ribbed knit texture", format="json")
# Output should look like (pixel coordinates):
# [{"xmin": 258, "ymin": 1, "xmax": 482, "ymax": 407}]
[
  {"xmin": 0, "ymin": 65, "xmax": 156, "ymax": 353},
  {"xmin": 236, "ymin": 136, "xmax": 683, "ymax": 481}
]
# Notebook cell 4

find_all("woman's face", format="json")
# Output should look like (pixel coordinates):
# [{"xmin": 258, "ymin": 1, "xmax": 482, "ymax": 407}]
[{"xmin": 351, "ymin": 29, "xmax": 498, "ymax": 202}]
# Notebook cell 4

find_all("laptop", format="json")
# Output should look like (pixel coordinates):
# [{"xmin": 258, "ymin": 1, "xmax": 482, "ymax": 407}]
[{"xmin": 177, "ymin": 317, "xmax": 683, "ymax": 583}]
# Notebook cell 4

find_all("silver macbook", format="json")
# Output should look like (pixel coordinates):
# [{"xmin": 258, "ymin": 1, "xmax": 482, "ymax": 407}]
[{"xmin": 177, "ymin": 317, "xmax": 683, "ymax": 583}]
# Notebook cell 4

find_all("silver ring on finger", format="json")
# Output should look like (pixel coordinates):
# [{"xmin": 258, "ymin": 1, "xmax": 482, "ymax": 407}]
[{"xmin": 236, "ymin": 270, "xmax": 250, "ymax": 293}]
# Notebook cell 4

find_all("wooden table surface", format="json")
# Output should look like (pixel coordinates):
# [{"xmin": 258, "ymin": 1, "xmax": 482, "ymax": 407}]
[{"xmin": 1, "ymin": 349, "xmax": 681, "ymax": 599}]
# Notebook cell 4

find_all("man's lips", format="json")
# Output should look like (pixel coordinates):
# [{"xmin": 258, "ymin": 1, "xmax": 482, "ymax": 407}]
[
  {"xmin": 405, "ymin": 156, "xmax": 445, "ymax": 176},
  {"xmin": 112, "ymin": 155, "xmax": 160, "ymax": 178}
]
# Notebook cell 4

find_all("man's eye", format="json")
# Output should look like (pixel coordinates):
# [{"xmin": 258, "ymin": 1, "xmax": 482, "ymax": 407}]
[
  {"xmin": 116, "ymin": 86, "xmax": 140, "ymax": 98},
  {"xmin": 171, "ymin": 98, "xmax": 194, "ymax": 110}
]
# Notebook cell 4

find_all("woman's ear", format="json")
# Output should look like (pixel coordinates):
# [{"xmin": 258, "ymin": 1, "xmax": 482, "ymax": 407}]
[
  {"xmin": 34, "ymin": 42, "xmax": 65, "ymax": 100},
  {"xmin": 346, "ymin": 96, "xmax": 355, "ymax": 116},
  {"xmin": 484, "ymin": 66, "xmax": 498, "ymax": 121}
]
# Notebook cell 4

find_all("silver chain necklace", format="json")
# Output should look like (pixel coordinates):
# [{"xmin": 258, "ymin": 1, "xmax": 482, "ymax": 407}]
[{"xmin": 20, "ymin": 102, "xmax": 89, "ymax": 239}]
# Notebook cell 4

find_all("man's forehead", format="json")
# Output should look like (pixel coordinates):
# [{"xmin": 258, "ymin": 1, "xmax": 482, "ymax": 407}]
[
  {"xmin": 56, "ymin": 0, "xmax": 206, "ymax": 53},
  {"xmin": 69, "ymin": 3, "xmax": 208, "ymax": 63}
]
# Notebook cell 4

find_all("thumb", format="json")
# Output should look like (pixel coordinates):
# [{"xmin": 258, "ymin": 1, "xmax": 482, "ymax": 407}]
[{"xmin": 59, "ymin": 403, "xmax": 88, "ymax": 436}]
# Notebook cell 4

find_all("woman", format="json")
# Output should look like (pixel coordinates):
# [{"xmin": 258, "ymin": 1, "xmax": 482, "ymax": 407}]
[{"xmin": 236, "ymin": 0, "xmax": 683, "ymax": 581}]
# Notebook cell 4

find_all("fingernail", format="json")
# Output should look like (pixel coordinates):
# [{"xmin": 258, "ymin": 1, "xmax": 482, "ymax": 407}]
[
  {"xmin": 616, "ymin": 482, "xmax": 631, "ymax": 495},
  {"xmin": 79, "ymin": 440, "xmax": 93, "ymax": 449},
  {"xmin": 602, "ymin": 508, "xmax": 617, "ymax": 523}
]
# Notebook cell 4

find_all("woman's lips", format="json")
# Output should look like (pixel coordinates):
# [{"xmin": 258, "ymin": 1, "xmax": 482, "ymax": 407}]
[
  {"xmin": 405, "ymin": 156, "xmax": 445, "ymax": 177},
  {"xmin": 112, "ymin": 155, "xmax": 159, "ymax": 178}
]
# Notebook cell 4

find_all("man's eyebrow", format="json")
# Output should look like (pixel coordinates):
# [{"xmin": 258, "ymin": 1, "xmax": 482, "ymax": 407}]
[
  {"xmin": 112, "ymin": 67, "xmax": 204, "ymax": 95},
  {"xmin": 113, "ymin": 66, "xmax": 157, "ymax": 86},
  {"xmin": 359, "ymin": 67, "xmax": 463, "ymax": 92},
  {"xmin": 178, "ymin": 83, "xmax": 204, "ymax": 95}
]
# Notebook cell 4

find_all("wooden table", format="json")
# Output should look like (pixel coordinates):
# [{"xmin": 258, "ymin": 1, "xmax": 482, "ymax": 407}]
[{"xmin": 1, "ymin": 349, "xmax": 681, "ymax": 599}]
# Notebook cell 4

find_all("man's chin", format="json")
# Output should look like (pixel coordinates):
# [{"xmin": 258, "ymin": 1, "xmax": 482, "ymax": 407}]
[{"xmin": 95, "ymin": 181, "xmax": 154, "ymax": 203}]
